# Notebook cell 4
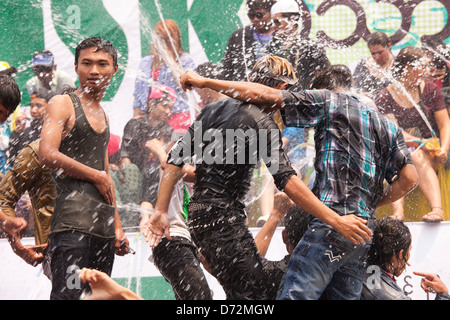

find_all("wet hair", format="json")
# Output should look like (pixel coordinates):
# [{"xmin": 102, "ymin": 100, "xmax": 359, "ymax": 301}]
[
  {"xmin": 152, "ymin": 20, "xmax": 185, "ymax": 58},
  {"xmin": 250, "ymin": 55, "xmax": 297, "ymax": 88},
  {"xmin": 195, "ymin": 62, "xmax": 224, "ymax": 80},
  {"xmin": 0, "ymin": 75, "xmax": 21, "ymax": 114},
  {"xmin": 248, "ymin": 0, "xmax": 277, "ymax": 11},
  {"xmin": 367, "ymin": 217, "xmax": 412, "ymax": 273},
  {"xmin": 30, "ymin": 88, "xmax": 56, "ymax": 103},
  {"xmin": 283, "ymin": 205, "xmax": 310, "ymax": 246},
  {"xmin": 392, "ymin": 46, "xmax": 425, "ymax": 80},
  {"xmin": 308, "ymin": 64, "xmax": 352, "ymax": 90},
  {"xmin": 367, "ymin": 31, "xmax": 391, "ymax": 48},
  {"xmin": 75, "ymin": 36, "xmax": 118, "ymax": 67},
  {"xmin": 422, "ymin": 39, "xmax": 448, "ymax": 70}
]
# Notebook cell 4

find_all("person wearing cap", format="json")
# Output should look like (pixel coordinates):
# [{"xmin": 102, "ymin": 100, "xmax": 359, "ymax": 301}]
[
  {"xmin": 6, "ymin": 88, "xmax": 55, "ymax": 166},
  {"xmin": 26, "ymin": 50, "xmax": 75, "ymax": 97},
  {"xmin": 221, "ymin": 0, "xmax": 276, "ymax": 82},
  {"xmin": 269, "ymin": 0, "xmax": 330, "ymax": 90}
]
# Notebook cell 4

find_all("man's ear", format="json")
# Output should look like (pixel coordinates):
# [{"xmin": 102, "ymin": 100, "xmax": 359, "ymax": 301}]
[
  {"xmin": 275, "ymin": 82, "xmax": 289, "ymax": 90},
  {"xmin": 112, "ymin": 64, "xmax": 119, "ymax": 77}
]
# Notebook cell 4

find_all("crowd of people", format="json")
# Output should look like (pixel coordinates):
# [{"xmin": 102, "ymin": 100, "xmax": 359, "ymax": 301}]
[{"xmin": 0, "ymin": 0, "xmax": 449, "ymax": 301}]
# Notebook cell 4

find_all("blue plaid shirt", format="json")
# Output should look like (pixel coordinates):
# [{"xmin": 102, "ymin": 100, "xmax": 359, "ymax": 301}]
[{"xmin": 282, "ymin": 89, "xmax": 413, "ymax": 218}]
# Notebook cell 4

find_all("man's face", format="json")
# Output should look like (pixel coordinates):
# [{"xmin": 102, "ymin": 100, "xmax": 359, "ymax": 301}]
[
  {"xmin": 30, "ymin": 97, "xmax": 48, "ymax": 119},
  {"xmin": 148, "ymin": 99, "xmax": 174, "ymax": 122},
  {"xmin": 248, "ymin": 8, "xmax": 272, "ymax": 34},
  {"xmin": 0, "ymin": 102, "xmax": 12, "ymax": 124},
  {"xmin": 369, "ymin": 44, "xmax": 391, "ymax": 66},
  {"xmin": 75, "ymin": 47, "xmax": 118, "ymax": 92},
  {"xmin": 272, "ymin": 13, "xmax": 297, "ymax": 37},
  {"xmin": 33, "ymin": 65, "xmax": 54, "ymax": 85}
]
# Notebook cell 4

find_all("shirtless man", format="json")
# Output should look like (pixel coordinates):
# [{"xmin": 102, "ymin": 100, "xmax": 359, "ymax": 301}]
[{"xmin": 39, "ymin": 37, "xmax": 130, "ymax": 300}]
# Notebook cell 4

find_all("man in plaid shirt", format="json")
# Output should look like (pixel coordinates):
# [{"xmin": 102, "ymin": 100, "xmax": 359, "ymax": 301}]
[{"xmin": 178, "ymin": 64, "xmax": 419, "ymax": 300}]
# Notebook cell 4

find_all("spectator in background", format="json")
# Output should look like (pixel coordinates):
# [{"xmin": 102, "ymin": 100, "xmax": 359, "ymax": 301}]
[
  {"xmin": 132, "ymin": 20, "xmax": 196, "ymax": 133},
  {"xmin": 353, "ymin": 31, "xmax": 395, "ymax": 100},
  {"xmin": 221, "ymin": 0, "xmax": 276, "ymax": 81},
  {"xmin": 6, "ymin": 88, "xmax": 55, "ymax": 166},
  {"xmin": 376, "ymin": 46, "xmax": 450, "ymax": 222},
  {"xmin": 26, "ymin": 50, "xmax": 75, "ymax": 96},
  {"xmin": 108, "ymin": 133, "xmax": 142, "ymax": 232},
  {"xmin": 269, "ymin": 0, "xmax": 330, "ymax": 90},
  {"xmin": 121, "ymin": 84, "xmax": 175, "ymax": 228}
]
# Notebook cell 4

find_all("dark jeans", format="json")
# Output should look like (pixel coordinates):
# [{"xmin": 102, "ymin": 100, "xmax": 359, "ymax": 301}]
[
  {"xmin": 47, "ymin": 231, "xmax": 115, "ymax": 300},
  {"xmin": 188, "ymin": 204, "xmax": 268, "ymax": 300},
  {"xmin": 277, "ymin": 218, "xmax": 373, "ymax": 300},
  {"xmin": 153, "ymin": 236, "xmax": 212, "ymax": 300}
]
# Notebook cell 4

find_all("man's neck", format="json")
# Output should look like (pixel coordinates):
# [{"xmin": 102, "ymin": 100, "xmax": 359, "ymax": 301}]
[{"xmin": 75, "ymin": 87, "xmax": 105, "ymax": 106}]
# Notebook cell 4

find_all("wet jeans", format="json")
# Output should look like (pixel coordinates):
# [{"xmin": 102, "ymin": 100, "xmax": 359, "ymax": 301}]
[
  {"xmin": 152, "ymin": 236, "xmax": 212, "ymax": 300},
  {"xmin": 47, "ymin": 231, "xmax": 115, "ymax": 300},
  {"xmin": 188, "ymin": 204, "xmax": 268, "ymax": 300},
  {"xmin": 277, "ymin": 217, "xmax": 373, "ymax": 300}
]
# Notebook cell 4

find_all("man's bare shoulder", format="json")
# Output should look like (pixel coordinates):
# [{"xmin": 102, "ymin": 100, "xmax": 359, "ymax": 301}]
[{"xmin": 46, "ymin": 94, "xmax": 74, "ymax": 117}]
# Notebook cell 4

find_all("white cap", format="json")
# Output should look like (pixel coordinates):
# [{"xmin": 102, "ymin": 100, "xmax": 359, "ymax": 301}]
[{"xmin": 271, "ymin": 0, "xmax": 300, "ymax": 15}]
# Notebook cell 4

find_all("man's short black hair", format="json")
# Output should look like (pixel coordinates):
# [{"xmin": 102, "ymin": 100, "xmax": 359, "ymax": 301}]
[
  {"xmin": 0, "ymin": 75, "xmax": 21, "ymax": 114},
  {"xmin": 247, "ymin": 0, "xmax": 276, "ymax": 11},
  {"xmin": 75, "ymin": 36, "xmax": 118, "ymax": 67},
  {"xmin": 308, "ymin": 64, "xmax": 353, "ymax": 91},
  {"xmin": 284, "ymin": 205, "xmax": 310, "ymax": 246}
]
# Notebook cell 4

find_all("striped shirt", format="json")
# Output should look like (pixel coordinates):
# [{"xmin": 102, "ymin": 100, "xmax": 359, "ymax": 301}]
[{"xmin": 282, "ymin": 89, "xmax": 413, "ymax": 218}]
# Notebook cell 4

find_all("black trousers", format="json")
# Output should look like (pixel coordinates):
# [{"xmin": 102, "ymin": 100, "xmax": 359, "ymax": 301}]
[
  {"xmin": 153, "ymin": 236, "xmax": 212, "ymax": 300},
  {"xmin": 47, "ymin": 230, "xmax": 115, "ymax": 300},
  {"xmin": 188, "ymin": 204, "xmax": 268, "ymax": 300}
]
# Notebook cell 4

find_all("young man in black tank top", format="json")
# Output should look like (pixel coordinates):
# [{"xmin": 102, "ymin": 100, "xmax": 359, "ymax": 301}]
[{"xmin": 39, "ymin": 37, "xmax": 131, "ymax": 300}]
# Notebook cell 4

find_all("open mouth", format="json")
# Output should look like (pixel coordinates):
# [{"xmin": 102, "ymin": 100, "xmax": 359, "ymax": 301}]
[{"xmin": 87, "ymin": 78, "xmax": 102, "ymax": 84}]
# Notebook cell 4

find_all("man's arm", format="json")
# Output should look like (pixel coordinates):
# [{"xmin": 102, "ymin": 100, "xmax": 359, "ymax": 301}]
[
  {"xmin": 254, "ymin": 193, "xmax": 293, "ymax": 257},
  {"xmin": 38, "ymin": 95, "xmax": 114, "ymax": 204},
  {"xmin": 144, "ymin": 164, "xmax": 183, "ymax": 247},
  {"xmin": 377, "ymin": 163, "xmax": 419, "ymax": 208},
  {"xmin": 283, "ymin": 175, "xmax": 372, "ymax": 245},
  {"xmin": 180, "ymin": 71, "xmax": 284, "ymax": 111}
]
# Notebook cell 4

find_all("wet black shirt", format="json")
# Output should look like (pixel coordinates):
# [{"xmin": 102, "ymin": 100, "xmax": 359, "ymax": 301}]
[{"xmin": 167, "ymin": 97, "xmax": 296, "ymax": 208}]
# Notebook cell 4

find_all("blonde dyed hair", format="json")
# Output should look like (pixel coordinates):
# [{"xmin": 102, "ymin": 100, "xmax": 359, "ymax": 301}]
[{"xmin": 250, "ymin": 55, "xmax": 297, "ymax": 87}]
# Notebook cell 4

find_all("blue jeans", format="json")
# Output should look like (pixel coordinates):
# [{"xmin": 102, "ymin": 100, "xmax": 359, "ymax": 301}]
[{"xmin": 277, "ymin": 218, "xmax": 373, "ymax": 300}]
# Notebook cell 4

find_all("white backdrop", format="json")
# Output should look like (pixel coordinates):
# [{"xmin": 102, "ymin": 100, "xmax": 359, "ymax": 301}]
[{"xmin": 1, "ymin": 222, "xmax": 449, "ymax": 300}]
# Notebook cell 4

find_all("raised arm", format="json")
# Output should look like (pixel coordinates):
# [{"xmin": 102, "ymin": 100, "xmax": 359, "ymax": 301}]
[{"xmin": 180, "ymin": 70, "xmax": 285, "ymax": 111}]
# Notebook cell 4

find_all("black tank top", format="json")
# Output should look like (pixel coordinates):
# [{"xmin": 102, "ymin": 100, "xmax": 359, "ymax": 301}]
[{"xmin": 50, "ymin": 93, "xmax": 115, "ymax": 238}]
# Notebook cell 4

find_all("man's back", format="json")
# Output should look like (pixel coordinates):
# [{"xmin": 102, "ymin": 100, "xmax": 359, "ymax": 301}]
[
  {"xmin": 169, "ymin": 97, "xmax": 294, "ymax": 208},
  {"xmin": 283, "ymin": 89, "xmax": 412, "ymax": 218}
]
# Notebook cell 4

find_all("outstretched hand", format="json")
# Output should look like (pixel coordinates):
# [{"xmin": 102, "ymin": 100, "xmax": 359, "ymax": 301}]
[
  {"xmin": 78, "ymin": 268, "xmax": 143, "ymax": 300},
  {"xmin": 142, "ymin": 209, "xmax": 171, "ymax": 247}
]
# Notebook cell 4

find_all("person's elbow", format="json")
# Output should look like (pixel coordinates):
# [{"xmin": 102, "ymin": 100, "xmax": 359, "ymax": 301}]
[
  {"xmin": 399, "ymin": 163, "xmax": 420, "ymax": 192},
  {"xmin": 38, "ymin": 143, "xmax": 56, "ymax": 168}
]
